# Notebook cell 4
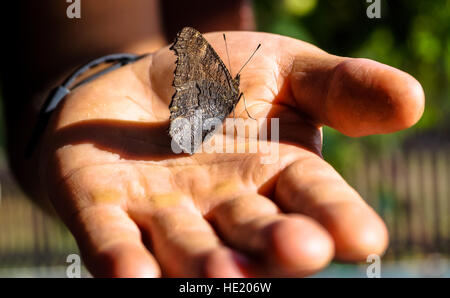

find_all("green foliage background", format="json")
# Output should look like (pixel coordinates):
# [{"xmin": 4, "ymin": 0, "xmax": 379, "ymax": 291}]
[{"xmin": 254, "ymin": 0, "xmax": 450, "ymax": 173}]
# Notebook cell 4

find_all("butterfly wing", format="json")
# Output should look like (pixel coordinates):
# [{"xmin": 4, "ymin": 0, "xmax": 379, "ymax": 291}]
[{"xmin": 169, "ymin": 27, "xmax": 239, "ymax": 154}]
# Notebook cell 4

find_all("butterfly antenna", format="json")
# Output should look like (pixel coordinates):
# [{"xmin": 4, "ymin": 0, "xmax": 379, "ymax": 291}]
[
  {"xmin": 223, "ymin": 34, "xmax": 233, "ymax": 77},
  {"xmin": 236, "ymin": 44, "xmax": 261, "ymax": 77}
]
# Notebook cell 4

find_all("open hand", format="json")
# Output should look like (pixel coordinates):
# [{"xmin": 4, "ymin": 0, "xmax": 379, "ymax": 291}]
[{"xmin": 42, "ymin": 31, "xmax": 424, "ymax": 277}]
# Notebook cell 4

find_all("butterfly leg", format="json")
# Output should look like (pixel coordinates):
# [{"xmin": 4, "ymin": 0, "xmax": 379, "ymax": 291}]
[{"xmin": 240, "ymin": 92, "xmax": 256, "ymax": 120}]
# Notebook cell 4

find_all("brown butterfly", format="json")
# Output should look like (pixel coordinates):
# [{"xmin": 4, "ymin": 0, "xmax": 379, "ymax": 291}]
[{"xmin": 169, "ymin": 27, "xmax": 260, "ymax": 154}]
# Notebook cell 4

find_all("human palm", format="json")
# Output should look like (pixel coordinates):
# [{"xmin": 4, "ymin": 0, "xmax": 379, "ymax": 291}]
[{"xmin": 42, "ymin": 31, "xmax": 424, "ymax": 277}]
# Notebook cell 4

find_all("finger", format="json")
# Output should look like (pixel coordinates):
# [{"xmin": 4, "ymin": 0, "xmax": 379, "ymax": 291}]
[
  {"xmin": 68, "ymin": 205, "xmax": 161, "ymax": 277},
  {"xmin": 275, "ymin": 153, "xmax": 389, "ymax": 261},
  {"xmin": 290, "ymin": 54, "xmax": 424, "ymax": 137},
  {"xmin": 130, "ymin": 199, "xmax": 249, "ymax": 277},
  {"xmin": 209, "ymin": 193, "xmax": 334, "ymax": 276}
]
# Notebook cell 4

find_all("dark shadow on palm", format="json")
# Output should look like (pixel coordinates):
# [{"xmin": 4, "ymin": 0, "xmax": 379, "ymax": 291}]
[{"xmin": 50, "ymin": 110, "xmax": 321, "ymax": 162}]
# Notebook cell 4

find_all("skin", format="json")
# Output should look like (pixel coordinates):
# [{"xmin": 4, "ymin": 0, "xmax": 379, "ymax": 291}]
[{"xmin": 39, "ymin": 31, "xmax": 424, "ymax": 277}]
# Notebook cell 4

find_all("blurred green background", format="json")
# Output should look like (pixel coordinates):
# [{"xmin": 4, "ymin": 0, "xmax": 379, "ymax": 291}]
[
  {"xmin": 254, "ymin": 0, "xmax": 450, "ymax": 277},
  {"xmin": 0, "ymin": 0, "xmax": 448, "ymax": 277},
  {"xmin": 255, "ymin": 0, "xmax": 449, "ymax": 173}
]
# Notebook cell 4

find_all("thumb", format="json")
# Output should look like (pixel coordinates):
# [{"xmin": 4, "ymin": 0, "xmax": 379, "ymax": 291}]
[{"xmin": 290, "ymin": 55, "xmax": 425, "ymax": 137}]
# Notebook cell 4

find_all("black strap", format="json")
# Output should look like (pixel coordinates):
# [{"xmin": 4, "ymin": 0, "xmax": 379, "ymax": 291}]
[{"xmin": 25, "ymin": 53, "xmax": 148, "ymax": 157}]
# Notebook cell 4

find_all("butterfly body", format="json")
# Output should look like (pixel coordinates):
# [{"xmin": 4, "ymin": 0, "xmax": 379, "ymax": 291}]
[{"xmin": 169, "ymin": 27, "xmax": 243, "ymax": 154}]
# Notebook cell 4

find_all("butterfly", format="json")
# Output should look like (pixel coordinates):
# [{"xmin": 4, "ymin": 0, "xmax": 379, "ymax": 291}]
[{"xmin": 169, "ymin": 27, "xmax": 260, "ymax": 154}]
